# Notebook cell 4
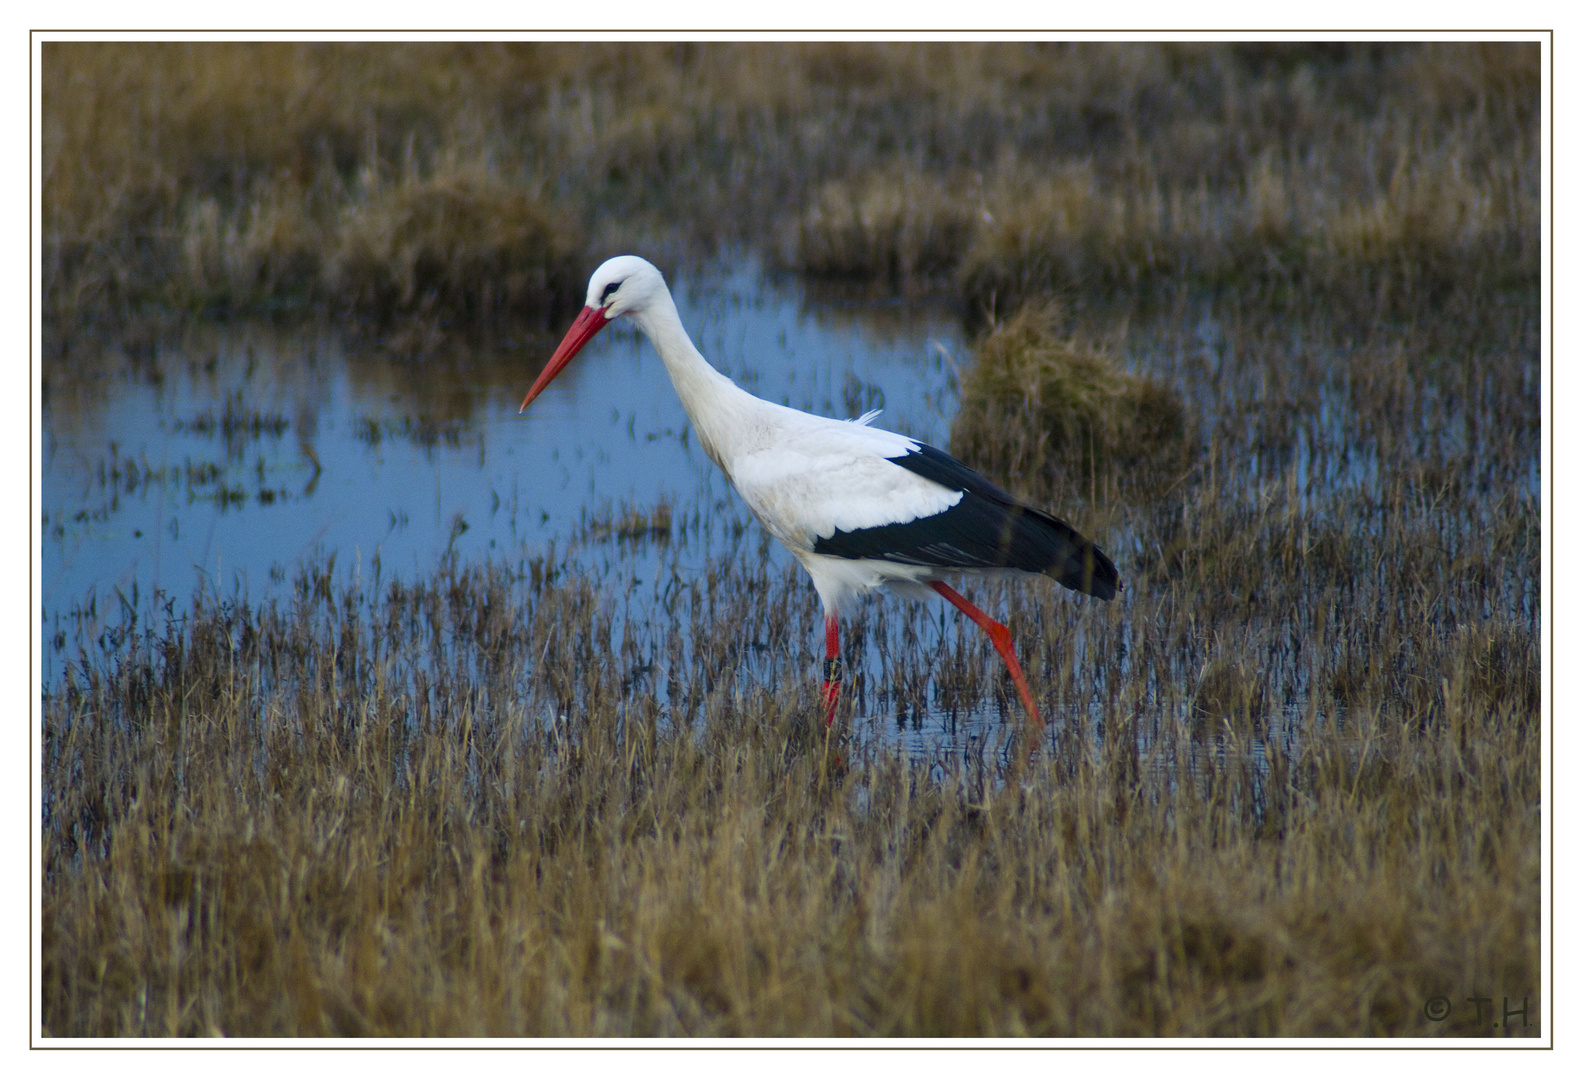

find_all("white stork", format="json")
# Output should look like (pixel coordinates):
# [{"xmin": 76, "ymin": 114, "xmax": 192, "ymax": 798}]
[{"xmin": 521, "ymin": 256, "xmax": 1119, "ymax": 728}]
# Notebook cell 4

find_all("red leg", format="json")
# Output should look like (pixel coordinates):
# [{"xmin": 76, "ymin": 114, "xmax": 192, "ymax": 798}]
[
  {"xmin": 820, "ymin": 615, "xmax": 842, "ymax": 728},
  {"xmin": 930, "ymin": 581, "xmax": 1043, "ymax": 725}
]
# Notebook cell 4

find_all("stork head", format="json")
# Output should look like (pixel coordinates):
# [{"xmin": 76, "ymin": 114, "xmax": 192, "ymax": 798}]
[{"xmin": 520, "ymin": 256, "xmax": 666, "ymax": 412}]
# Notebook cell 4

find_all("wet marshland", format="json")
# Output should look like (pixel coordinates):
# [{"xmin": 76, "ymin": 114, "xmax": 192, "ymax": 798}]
[{"xmin": 40, "ymin": 43, "xmax": 1541, "ymax": 1038}]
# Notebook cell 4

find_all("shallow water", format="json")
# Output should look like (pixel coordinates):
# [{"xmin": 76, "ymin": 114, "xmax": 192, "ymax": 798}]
[
  {"xmin": 43, "ymin": 259, "xmax": 1536, "ymax": 769},
  {"xmin": 44, "ymin": 265, "xmax": 958, "ymax": 602},
  {"xmin": 46, "ymin": 260, "xmax": 1074, "ymax": 752}
]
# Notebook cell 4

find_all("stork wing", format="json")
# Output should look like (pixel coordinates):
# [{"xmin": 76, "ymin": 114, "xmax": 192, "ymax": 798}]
[
  {"xmin": 811, "ymin": 444, "xmax": 1118, "ymax": 599},
  {"xmin": 728, "ymin": 412, "xmax": 1118, "ymax": 600},
  {"xmin": 730, "ymin": 423, "xmax": 963, "ymax": 547}
]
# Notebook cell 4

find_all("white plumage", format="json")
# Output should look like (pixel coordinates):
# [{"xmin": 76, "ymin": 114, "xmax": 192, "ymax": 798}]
[{"xmin": 521, "ymin": 255, "xmax": 1118, "ymax": 727}]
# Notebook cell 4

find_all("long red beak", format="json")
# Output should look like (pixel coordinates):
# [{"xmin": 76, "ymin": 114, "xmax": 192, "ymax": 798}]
[{"xmin": 520, "ymin": 305, "xmax": 611, "ymax": 412}]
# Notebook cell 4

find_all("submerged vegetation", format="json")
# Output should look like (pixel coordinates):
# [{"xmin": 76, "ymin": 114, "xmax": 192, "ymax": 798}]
[{"xmin": 41, "ymin": 42, "xmax": 1540, "ymax": 1037}]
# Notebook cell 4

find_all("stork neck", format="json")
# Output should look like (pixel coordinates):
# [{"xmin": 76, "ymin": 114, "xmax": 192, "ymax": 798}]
[{"xmin": 631, "ymin": 289, "xmax": 746, "ymax": 435}]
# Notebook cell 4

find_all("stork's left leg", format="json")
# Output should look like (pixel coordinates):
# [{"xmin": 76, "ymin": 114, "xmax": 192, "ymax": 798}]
[
  {"xmin": 930, "ymin": 581, "xmax": 1043, "ymax": 724},
  {"xmin": 820, "ymin": 615, "xmax": 843, "ymax": 728}
]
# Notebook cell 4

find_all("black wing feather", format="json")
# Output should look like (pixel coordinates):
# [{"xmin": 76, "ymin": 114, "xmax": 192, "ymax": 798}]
[{"xmin": 812, "ymin": 444, "xmax": 1119, "ymax": 600}]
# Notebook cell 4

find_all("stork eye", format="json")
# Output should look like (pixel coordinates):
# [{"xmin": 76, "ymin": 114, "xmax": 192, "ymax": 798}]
[{"xmin": 600, "ymin": 281, "xmax": 621, "ymax": 304}]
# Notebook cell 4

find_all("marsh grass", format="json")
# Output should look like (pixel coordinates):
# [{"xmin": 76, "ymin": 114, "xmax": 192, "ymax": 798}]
[
  {"xmin": 951, "ymin": 132, "xmax": 1536, "ymax": 321},
  {"xmin": 41, "ymin": 494, "xmax": 1538, "ymax": 1036},
  {"xmin": 327, "ymin": 169, "xmax": 584, "ymax": 321},
  {"xmin": 45, "ymin": 43, "xmax": 1536, "ymax": 333},
  {"xmin": 784, "ymin": 45, "xmax": 1538, "ymax": 323},
  {"xmin": 796, "ymin": 169, "xmax": 978, "ymax": 292},
  {"xmin": 41, "ymin": 41, "xmax": 1540, "ymax": 1038},
  {"xmin": 949, "ymin": 304, "xmax": 1189, "ymax": 494},
  {"xmin": 579, "ymin": 500, "xmax": 675, "ymax": 545},
  {"xmin": 42, "ymin": 282, "xmax": 1541, "ymax": 1035}
]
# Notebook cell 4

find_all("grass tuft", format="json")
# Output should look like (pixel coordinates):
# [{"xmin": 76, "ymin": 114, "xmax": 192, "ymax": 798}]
[
  {"xmin": 795, "ymin": 169, "xmax": 977, "ymax": 292},
  {"xmin": 949, "ymin": 304, "xmax": 1188, "ymax": 496},
  {"xmin": 580, "ymin": 500, "xmax": 674, "ymax": 544},
  {"xmin": 1192, "ymin": 654, "xmax": 1269, "ymax": 736},
  {"xmin": 328, "ymin": 169, "xmax": 585, "ymax": 321}
]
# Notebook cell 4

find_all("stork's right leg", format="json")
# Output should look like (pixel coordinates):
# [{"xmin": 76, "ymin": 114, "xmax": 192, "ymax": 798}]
[
  {"xmin": 930, "ymin": 581, "xmax": 1043, "ymax": 725},
  {"xmin": 820, "ymin": 615, "xmax": 843, "ymax": 728}
]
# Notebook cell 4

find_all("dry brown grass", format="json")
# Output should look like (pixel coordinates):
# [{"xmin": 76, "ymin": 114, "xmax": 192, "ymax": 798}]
[
  {"xmin": 43, "ymin": 43, "xmax": 591, "ymax": 325},
  {"xmin": 951, "ymin": 132, "xmax": 1536, "ymax": 318},
  {"xmin": 327, "ymin": 168, "xmax": 584, "ymax": 321},
  {"xmin": 783, "ymin": 43, "xmax": 1538, "ymax": 320},
  {"xmin": 949, "ymin": 304, "xmax": 1188, "ymax": 497},
  {"xmin": 796, "ymin": 169, "xmax": 978, "ymax": 292},
  {"xmin": 42, "ymin": 536, "xmax": 1538, "ymax": 1036},
  {"xmin": 43, "ymin": 42, "xmax": 1538, "ymax": 333}
]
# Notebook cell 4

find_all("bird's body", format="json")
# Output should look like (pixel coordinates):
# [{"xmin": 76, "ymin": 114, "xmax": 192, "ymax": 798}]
[{"xmin": 522, "ymin": 256, "xmax": 1118, "ymax": 726}]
